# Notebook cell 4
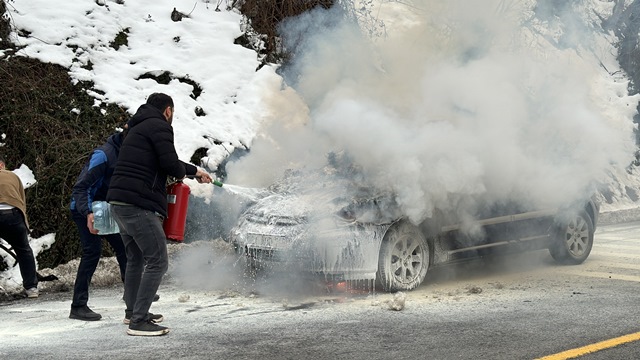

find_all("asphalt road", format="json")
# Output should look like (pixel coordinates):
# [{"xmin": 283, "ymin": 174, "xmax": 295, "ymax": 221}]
[{"xmin": 0, "ymin": 220, "xmax": 639, "ymax": 360}]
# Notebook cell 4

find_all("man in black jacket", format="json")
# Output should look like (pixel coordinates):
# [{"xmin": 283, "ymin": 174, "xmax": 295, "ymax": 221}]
[{"xmin": 107, "ymin": 93, "xmax": 211, "ymax": 336}]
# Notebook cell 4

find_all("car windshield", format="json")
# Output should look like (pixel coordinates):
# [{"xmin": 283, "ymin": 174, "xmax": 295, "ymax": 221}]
[{"xmin": 254, "ymin": 152, "xmax": 402, "ymax": 225}]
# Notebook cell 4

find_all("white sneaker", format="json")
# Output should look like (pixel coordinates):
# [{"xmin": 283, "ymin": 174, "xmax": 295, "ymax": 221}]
[{"xmin": 25, "ymin": 287, "xmax": 39, "ymax": 298}]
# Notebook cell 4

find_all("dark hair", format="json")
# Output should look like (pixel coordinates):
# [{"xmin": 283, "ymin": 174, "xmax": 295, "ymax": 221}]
[{"xmin": 146, "ymin": 93, "xmax": 174, "ymax": 112}]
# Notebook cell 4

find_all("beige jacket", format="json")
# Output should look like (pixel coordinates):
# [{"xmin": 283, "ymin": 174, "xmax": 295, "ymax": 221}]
[{"xmin": 0, "ymin": 169, "xmax": 29, "ymax": 228}]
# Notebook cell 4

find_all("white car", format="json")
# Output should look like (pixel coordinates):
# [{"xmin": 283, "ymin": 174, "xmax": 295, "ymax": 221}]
[{"xmin": 229, "ymin": 154, "xmax": 599, "ymax": 292}]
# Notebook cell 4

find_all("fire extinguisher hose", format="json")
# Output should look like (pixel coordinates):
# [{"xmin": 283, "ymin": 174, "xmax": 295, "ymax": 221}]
[{"xmin": 186, "ymin": 175, "xmax": 223, "ymax": 187}]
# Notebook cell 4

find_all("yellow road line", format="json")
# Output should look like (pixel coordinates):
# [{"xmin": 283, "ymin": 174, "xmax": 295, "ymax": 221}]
[{"xmin": 537, "ymin": 331, "xmax": 640, "ymax": 360}]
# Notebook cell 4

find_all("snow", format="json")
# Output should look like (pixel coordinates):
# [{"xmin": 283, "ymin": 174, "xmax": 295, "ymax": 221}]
[
  {"xmin": 1, "ymin": 0, "xmax": 640, "ymax": 312},
  {"xmin": 5, "ymin": 0, "xmax": 280, "ymax": 168}
]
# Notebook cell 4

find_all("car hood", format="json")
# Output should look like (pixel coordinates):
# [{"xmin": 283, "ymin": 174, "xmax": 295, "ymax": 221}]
[{"xmin": 241, "ymin": 170, "xmax": 402, "ymax": 226}]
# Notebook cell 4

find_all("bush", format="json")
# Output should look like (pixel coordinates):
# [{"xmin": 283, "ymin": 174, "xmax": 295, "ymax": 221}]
[
  {"xmin": 238, "ymin": 0, "xmax": 334, "ymax": 61},
  {"xmin": 0, "ymin": 55, "xmax": 128, "ymax": 268}
]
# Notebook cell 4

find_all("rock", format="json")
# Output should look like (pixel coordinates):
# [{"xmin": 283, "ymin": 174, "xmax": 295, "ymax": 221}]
[{"xmin": 386, "ymin": 292, "xmax": 406, "ymax": 311}]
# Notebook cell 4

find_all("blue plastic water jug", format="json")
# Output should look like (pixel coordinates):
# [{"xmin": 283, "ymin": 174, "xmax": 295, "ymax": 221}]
[{"xmin": 92, "ymin": 201, "xmax": 120, "ymax": 234}]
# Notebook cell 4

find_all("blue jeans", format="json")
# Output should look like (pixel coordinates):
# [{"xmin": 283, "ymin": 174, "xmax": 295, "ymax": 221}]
[
  {"xmin": 0, "ymin": 208, "xmax": 37, "ymax": 290},
  {"xmin": 111, "ymin": 204, "xmax": 168, "ymax": 324},
  {"xmin": 70, "ymin": 209, "xmax": 127, "ymax": 307}
]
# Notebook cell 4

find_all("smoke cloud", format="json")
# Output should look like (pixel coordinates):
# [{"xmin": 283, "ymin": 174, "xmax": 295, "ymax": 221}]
[{"xmin": 227, "ymin": 0, "xmax": 637, "ymax": 225}]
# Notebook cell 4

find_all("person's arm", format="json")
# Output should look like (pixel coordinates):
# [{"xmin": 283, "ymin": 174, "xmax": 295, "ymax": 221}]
[
  {"xmin": 152, "ymin": 121, "xmax": 187, "ymax": 179},
  {"xmin": 181, "ymin": 161, "xmax": 197, "ymax": 177},
  {"xmin": 17, "ymin": 172, "xmax": 26, "ymax": 203},
  {"xmin": 153, "ymin": 121, "xmax": 212, "ymax": 183},
  {"xmin": 16, "ymin": 172, "xmax": 31, "ymax": 231},
  {"xmin": 181, "ymin": 161, "xmax": 212, "ymax": 183}
]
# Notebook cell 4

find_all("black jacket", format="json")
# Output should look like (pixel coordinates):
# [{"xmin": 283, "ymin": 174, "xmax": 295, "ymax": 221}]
[
  {"xmin": 71, "ymin": 132, "xmax": 123, "ymax": 217},
  {"xmin": 107, "ymin": 104, "xmax": 196, "ymax": 217}
]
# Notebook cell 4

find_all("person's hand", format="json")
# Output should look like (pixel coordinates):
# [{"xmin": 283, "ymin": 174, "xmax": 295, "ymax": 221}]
[
  {"xmin": 87, "ymin": 213, "xmax": 99, "ymax": 234},
  {"xmin": 195, "ymin": 169, "xmax": 212, "ymax": 184}
]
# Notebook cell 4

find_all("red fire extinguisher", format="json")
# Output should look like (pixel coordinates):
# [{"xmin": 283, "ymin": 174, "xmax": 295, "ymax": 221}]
[{"xmin": 164, "ymin": 180, "xmax": 190, "ymax": 242}]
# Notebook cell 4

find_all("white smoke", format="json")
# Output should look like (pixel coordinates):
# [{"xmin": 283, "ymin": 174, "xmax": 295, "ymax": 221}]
[{"xmin": 227, "ymin": 0, "xmax": 637, "ymax": 224}]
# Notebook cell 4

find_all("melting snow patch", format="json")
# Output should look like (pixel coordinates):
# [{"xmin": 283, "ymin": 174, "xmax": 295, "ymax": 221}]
[{"xmin": 385, "ymin": 292, "xmax": 406, "ymax": 311}]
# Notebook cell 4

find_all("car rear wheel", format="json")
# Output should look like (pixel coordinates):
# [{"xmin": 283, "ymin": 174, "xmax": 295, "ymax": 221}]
[
  {"xmin": 549, "ymin": 210, "xmax": 594, "ymax": 265},
  {"xmin": 377, "ymin": 221, "xmax": 429, "ymax": 292}
]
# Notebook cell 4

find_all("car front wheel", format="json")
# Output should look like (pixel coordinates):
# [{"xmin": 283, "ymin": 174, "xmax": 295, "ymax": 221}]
[
  {"xmin": 549, "ymin": 210, "xmax": 594, "ymax": 265},
  {"xmin": 377, "ymin": 221, "xmax": 430, "ymax": 292}
]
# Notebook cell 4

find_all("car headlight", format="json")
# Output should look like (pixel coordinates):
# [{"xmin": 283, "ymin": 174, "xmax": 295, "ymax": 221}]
[{"xmin": 335, "ymin": 205, "xmax": 357, "ymax": 223}]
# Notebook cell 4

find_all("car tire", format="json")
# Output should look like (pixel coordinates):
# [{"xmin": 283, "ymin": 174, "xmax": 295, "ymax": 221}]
[
  {"xmin": 377, "ymin": 221, "xmax": 430, "ymax": 292},
  {"xmin": 549, "ymin": 210, "xmax": 594, "ymax": 265}
]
